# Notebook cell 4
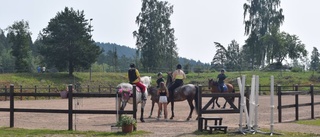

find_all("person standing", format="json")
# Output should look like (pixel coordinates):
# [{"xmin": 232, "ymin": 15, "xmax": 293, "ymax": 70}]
[
  {"xmin": 128, "ymin": 63, "xmax": 146, "ymax": 100},
  {"xmin": 157, "ymin": 82, "xmax": 169, "ymax": 121},
  {"xmin": 156, "ymin": 72, "xmax": 165, "ymax": 88},
  {"xmin": 217, "ymin": 69, "xmax": 227, "ymax": 92},
  {"xmin": 168, "ymin": 64, "xmax": 186, "ymax": 109}
]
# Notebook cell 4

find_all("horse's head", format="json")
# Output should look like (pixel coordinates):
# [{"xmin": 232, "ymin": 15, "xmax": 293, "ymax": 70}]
[
  {"xmin": 141, "ymin": 76, "xmax": 152, "ymax": 88},
  {"xmin": 166, "ymin": 71, "xmax": 173, "ymax": 87},
  {"xmin": 208, "ymin": 79, "xmax": 218, "ymax": 89}
]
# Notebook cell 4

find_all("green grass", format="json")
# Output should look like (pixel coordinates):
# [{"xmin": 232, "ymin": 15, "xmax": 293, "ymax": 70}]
[
  {"xmin": 0, "ymin": 71, "xmax": 319, "ymax": 91},
  {"xmin": 0, "ymin": 127, "xmax": 149, "ymax": 137},
  {"xmin": 296, "ymin": 118, "xmax": 320, "ymax": 126}
]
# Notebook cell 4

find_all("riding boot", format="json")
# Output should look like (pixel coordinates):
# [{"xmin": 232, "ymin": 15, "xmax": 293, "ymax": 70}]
[{"xmin": 141, "ymin": 93, "xmax": 147, "ymax": 100}]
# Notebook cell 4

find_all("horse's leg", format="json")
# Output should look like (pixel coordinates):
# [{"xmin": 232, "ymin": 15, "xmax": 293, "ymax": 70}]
[
  {"xmin": 186, "ymin": 99, "xmax": 194, "ymax": 121},
  {"xmin": 140, "ymin": 101, "xmax": 145, "ymax": 122},
  {"xmin": 148, "ymin": 100, "xmax": 155, "ymax": 118},
  {"xmin": 170, "ymin": 100, "xmax": 174, "ymax": 119},
  {"xmin": 222, "ymin": 99, "xmax": 227, "ymax": 109},
  {"xmin": 216, "ymin": 97, "xmax": 221, "ymax": 108}
]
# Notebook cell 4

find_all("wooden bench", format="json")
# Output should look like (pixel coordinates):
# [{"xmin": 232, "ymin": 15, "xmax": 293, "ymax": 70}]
[
  {"xmin": 199, "ymin": 117, "xmax": 222, "ymax": 131},
  {"xmin": 207, "ymin": 125, "xmax": 228, "ymax": 134}
]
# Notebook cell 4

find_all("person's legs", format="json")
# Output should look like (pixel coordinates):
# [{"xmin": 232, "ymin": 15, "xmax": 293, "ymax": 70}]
[
  {"xmin": 157, "ymin": 102, "xmax": 162, "ymax": 120},
  {"xmin": 135, "ymin": 82, "xmax": 146, "ymax": 100}
]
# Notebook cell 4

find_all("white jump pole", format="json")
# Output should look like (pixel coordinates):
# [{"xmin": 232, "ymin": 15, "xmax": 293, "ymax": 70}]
[
  {"xmin": 254, "ymin": 75, "xmax": 259, "ymax": 132},
  {"xmin": 237, "ymin": 77, "xmax": 244, "ymax": 133},
  {"xmin": 241, "ymin": 75, "xmax": 249, "ymax": 129},
  {"xmin": 270, "ymin": 75, "xmax": 274, "ymax": 136},
  {"xmin": 248, "ymin": 75, "xmax": 256, "ymax": 129}
]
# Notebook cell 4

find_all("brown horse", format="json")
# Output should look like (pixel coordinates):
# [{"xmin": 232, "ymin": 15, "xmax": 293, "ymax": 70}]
[
  {"xmin": 208, "ymin": 79, "xmax": 235, "ymax": 109},
  {"xmin": 166, "ymin": 72, "xmax": 199, "ymax": 120}
]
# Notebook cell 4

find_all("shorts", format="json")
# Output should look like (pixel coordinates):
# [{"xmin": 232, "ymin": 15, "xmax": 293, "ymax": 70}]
[{"xmin": 159, "ymin": 96, "xmax": 168, "ymax": 103}]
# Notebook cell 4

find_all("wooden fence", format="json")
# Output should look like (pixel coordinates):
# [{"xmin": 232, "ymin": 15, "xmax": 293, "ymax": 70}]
[
  {"xmin": 277, "ymin": 84, "xmax": 320, "ymax": 122},
  {"xmin": 0, "ymin": 84, "xmax": 137, "ymax": 130}
]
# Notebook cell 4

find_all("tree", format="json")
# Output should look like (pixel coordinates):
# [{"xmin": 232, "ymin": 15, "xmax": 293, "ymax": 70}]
[
  {"xmin": 310, "ymin": 47, "xmax": 320, "ymax": 73},
  {"xmin": 212, "ymin": 42, "xmax": 227, "ymax": 70},
  {"xmin": 243, "ymin": 0, "xmax": 284, "ymax": 68},
  {"xmin": 133, "ymin": 0, "xmax": 177, "ymax": 71},
  {"xmin": 225, "ymin": 40, "xmax": 241, "ymax": 71},
  {"xmin": 6, "ymin": 20, "xmax": 32, "ymax": 72},
  {"xmin": 39, "ymin": 7, "xmax": 102, "ymax": 76}
]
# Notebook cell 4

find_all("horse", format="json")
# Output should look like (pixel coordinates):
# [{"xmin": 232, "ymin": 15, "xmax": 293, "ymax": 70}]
[
  {"xmin": 147, "ymin": 86, "xmax": 161, "ymax": 118},
  {"xmin": 208, "ymin": 79, "xmax": 235, "ymax": 109},
  {"xmin": 166, "ymin": 72, "xmax": 199, "ymax": 120},
  {"xmin": 116, "ymin": 76, "xmax": 151, "ymax": 122}
]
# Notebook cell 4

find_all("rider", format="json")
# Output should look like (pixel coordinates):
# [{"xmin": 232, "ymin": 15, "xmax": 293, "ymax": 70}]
[
  {"xmin": 217, "ymin": 69, "xmax": 227, "ymax": 92},
  {"xmin": 128, "ymin": 63, "xmax": 146, "ymax": 100},
  {"xmin": 168, "ymin": 64, "xmax": 186, "ymax": 103},
  {"xmin": 156, "ymin": 72, "xmax": 165, "ymax": 88}
]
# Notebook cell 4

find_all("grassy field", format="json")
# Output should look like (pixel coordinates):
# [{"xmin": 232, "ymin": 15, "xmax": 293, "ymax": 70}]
[{"xmin": 0, "ymin": 71, "xmax": 320, "ymax": 90}]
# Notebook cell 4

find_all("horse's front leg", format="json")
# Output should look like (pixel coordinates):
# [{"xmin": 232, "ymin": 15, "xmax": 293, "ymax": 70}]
[
  {"xmin": 140, "ymin": 101, "xmax": 146, "ymax": 122},
  {"xmin": 148, "ymin": 100, "xmax": 155, "ymax": 118},
  {"xmin": 215, "ymin": 97, "xmax": 221, "ymax": 108}
]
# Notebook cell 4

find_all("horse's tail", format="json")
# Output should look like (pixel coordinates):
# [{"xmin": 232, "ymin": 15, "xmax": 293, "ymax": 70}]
[
  {"xmin": 194, "ymin": 86, "xmax": 199, "ymax": 115},
  {"xmin": 231, "ymin": 87, "xmax": 235, "ymax": 103}
]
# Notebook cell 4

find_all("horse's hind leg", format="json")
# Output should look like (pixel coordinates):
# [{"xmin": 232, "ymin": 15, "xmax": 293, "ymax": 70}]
[
  {"xmin": 170, "ymin": 101, "xmax": 174, "ymax": 119},
  {"xmin": 186, "ymin": 99, "xmax": 194, "ymax": 121},
  {"xmin": 148, "ymin": 101, "xmax": 155, "ymax": 118}
]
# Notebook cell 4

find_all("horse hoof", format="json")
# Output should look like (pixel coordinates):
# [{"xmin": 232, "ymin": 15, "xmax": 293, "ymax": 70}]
[
  {"xmin": 140, "ymin": 119, "xmax": 145, "ymax": 122},
  {"xmin": 170, "ymin": 117, "xmax": 173, "ymax": 120},
  {"xmin": 148, "ymin": 116, "xmax": 151, "ymax": 118},
  {"xmin": 186, "ymin": 118, "xmax": 190, "ymax": 121}
]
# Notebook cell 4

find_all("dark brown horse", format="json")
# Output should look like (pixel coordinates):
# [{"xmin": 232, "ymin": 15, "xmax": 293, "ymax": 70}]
[
  {"xmin": 166, "ymin": 72, "xmax": 199, "ymax": 120},
  {"xmin": 147, "ymin": 86, "xmax": 160, "ymax": 118},
  {"xmin": 208, "ymin": 79, "xmax": 235, "ymax": 109}
]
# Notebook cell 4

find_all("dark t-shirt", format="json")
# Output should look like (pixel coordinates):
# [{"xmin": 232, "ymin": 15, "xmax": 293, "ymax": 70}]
[
  {"xmin": 156, "ymin": 78, "xmax": 165, "ymax": 88},
  {"xmin": 217, "ymin": 74, "xmax": 227, "ymax": 83}
]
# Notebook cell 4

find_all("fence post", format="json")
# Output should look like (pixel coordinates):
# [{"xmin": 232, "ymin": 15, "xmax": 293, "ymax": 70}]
[
  {"xmin": 10, "ymin": 84, "xmax": 14, "ymax": 127},
  {"xmin": 310, "ymin": 84, "xmax": 314, "ymax": 119},
  {"xmin": 68, "ymin": 84, "xmax": 73, "ymax": 130},
  {"xmin": 20, "ymin": 85, "xmax": 22, "ymax": 100},
  {"xmin": 35, "ymin": 85, "xmax": 37, "ymax": 100},
  {"xmin": 132, "ymin": 85, "xmax": 137, "ymax": 131},
  {"xmin": 197, "ymin": 85, "xmax": 202, "ymax": 131},
  {"xmin": 99, "ymin": 85, "xmax": 101, "ymax": 93},
  {"xmin": 294, "ymin": 84, "xmax": 299, "ymax": 121},
  {"xmin": 277, "ymin": 85, "xmax": 282, "ymax": 123},
  {"xmin": 4, "ymin": 86, "xmax": 7, "ymax": 101},
  {"xmin": 48, "ymin": 85, "xmax": 51, "ymax": 100},
  {"xmin": 87, "ymin": 85, "xmax": 90, "ymax": 93}
]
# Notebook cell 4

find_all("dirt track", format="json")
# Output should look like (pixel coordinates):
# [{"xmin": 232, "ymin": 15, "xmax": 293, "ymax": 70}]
[{"xmin": 0, "ymin": 95, "xmax": 320, "ymax": 136}]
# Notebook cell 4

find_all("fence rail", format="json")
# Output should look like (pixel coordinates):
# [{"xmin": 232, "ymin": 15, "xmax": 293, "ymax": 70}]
[{"xmin": 0, "ymin": 84, "xmax": 137, "ymax": 131}]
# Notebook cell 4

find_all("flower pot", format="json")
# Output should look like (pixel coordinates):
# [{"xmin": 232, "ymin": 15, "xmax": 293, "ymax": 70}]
[{"xmin": 122, "ymin": 124, "xmax": 133, "ymax": 133}]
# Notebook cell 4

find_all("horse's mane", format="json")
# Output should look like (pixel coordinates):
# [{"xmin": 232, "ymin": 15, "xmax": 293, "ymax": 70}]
[{"xmin": 141, "ymin": 76, "xmax": 151, "ymax": 87}]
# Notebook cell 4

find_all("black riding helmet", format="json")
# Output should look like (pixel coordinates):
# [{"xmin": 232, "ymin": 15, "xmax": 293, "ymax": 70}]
[
  {"xmin": 220, "ymin": 69, "xmax": 225, "ymax": 72},
  {"xmin": 176, "ymin": 64, "xmax": 182, "ymax": 69},
  {"xmin": 130, "ymin": 63, "xmax": 135, "ymax": 68}
]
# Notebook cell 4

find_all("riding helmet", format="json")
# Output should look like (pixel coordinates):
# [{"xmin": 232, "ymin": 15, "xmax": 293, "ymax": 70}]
[
  {"xmin": 129, "ymin": 63, "xmax": 135, "ymax": 68},
  {"xmin": 176, "ymin": 64, "xmax": 182, "ymax": 69},
  {"xmin": 157, "ymin": 72, "xmax": 162, "ymax": 76}
]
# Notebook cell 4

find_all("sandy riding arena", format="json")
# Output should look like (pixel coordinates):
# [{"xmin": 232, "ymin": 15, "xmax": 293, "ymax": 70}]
[{"xmin": 1, "ymin": 95, "xmax": 320, "ymax": 136}]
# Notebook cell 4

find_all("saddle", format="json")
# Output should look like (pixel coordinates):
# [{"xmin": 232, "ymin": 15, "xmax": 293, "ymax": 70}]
[{"xmin": 219, "ymin": 84, "xmax": 228, "ymax": 92}]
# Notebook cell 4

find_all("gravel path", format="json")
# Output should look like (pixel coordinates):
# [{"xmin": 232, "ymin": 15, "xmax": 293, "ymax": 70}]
[{"xmin": 0, "ymin": 95, "xmax": 320, "ymax": 136}]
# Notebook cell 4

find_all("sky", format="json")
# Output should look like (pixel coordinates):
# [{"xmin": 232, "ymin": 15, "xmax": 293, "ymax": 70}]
[{"xmin": 0, "ymin": 0, "xmax": 319, "ymax": 64}]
